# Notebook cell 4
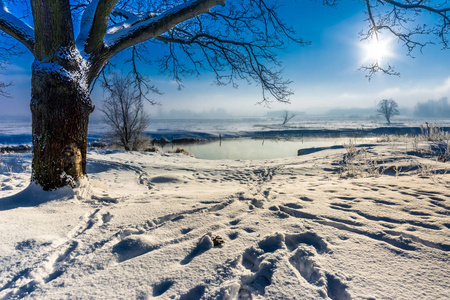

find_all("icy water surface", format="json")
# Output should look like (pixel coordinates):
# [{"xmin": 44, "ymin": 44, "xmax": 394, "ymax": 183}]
[{"xmin": 163, "ymin": 137, "xmax": 363, "ymax": 160}]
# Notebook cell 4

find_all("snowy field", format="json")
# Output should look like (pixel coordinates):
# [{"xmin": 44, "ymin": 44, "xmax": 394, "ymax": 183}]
[{"xmin": 1, "ymin": 137, "xmax": 450, "ymax": 299}]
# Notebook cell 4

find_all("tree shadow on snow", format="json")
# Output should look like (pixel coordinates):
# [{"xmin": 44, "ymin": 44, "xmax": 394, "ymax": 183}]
[{"xmin": 0, "ymin": 183, "xmax": 74, "ymax": 211}]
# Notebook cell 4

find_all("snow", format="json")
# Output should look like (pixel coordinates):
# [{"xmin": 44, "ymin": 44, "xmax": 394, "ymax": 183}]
[
  {"xmin": 1, "ymin": 140, "xmax": 449, "ymax": 299},
  {"xmin": 107, "ymin": 8, "xmax": 143, "ymax": 35},
  {"xmin": 0, "ymin": 0, "xmax": 34, "ymax": 50},
  {"xmin": 76, "ymin": 0, "xmax": 101, "ymax": 54},
  {"xmin": 104, "ymin": 0, "xmax": 221, "ymax": 48},
  {"xmin": 31, "ymin": 48, "xmax": 90, "ymax": 94}
]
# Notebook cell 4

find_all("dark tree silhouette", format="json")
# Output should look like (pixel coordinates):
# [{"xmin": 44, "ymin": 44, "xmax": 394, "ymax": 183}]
[
  {"xmin": 377, "ymin": 99, "xmax": 400, "ymax": 124},
  {"xmin": 281, "ymin": 111, "xmax": 295, "ymax": 125}
]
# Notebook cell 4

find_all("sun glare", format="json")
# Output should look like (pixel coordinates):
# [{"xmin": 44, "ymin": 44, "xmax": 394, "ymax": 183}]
[{"xmin": 362, "ymin": 38, "xmax": 393, "ymax": 63}]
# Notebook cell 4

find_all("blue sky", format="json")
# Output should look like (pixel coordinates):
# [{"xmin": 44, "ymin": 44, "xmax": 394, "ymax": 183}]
[{"xmin": 1, "ymin": 1, "xmax": 450, "ymax": 118}]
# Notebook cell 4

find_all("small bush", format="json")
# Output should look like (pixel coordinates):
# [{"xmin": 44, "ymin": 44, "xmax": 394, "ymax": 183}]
[
  {"xmin": 131, "ymin": 136, "xmax": 153, "ymax": 151},
  {"xmin": 167, "ymin": 148, "xmax": 192, "ymax": 156},
  {"xmin": 420, "ymin": 123, "xmax": 450, "ymax": 141},
  {"xmin": 144, "ymin": 146, "xmax": 160, "ymax": 153},
  {"xmin": 339, "ymin": 140, "xmax": 381, "ymax": 178}
]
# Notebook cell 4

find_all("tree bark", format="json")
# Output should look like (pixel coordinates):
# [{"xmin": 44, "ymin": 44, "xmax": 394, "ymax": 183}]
[{"xmin": 30, "ymin": 60, "xmax": 94, "ymax": 190}]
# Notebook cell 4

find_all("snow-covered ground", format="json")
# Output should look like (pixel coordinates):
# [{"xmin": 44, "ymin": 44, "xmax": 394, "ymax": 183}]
[{"xmin": 1, "ymin": 140, "xmax": 449, "ymax": 299}]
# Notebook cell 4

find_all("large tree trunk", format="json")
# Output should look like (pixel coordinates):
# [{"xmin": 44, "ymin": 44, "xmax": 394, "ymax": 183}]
[
  {"xmin": 30, "ymin": 61, "xmax": 94, "ymax": 190},
  {"xmin": 28, "ymin": 0, "xmax": 95, "ymax": 190}
]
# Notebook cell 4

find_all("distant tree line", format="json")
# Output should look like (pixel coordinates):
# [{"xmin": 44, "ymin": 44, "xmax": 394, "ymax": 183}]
[{"xmin": 414, "ymin": 98, "xmax": 450, "ymax": 118}]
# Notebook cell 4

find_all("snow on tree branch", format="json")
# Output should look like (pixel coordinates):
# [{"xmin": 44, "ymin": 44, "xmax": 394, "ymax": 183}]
[
  {"xmin": 0, "ymin": 0, "xmax": 34, "ymax": 52},
  {"xmin": 104, "ymin": 0, "xmax": 225, "ymax": 59},
  {"xmin": 77, "ymin": 0, "xmax": 119, "ymax": 55},
  {"xmin": 107, "ymin": 7, "xmax": 160, "ymax": 35}
]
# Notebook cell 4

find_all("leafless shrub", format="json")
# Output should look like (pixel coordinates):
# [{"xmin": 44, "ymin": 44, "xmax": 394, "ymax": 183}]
[
  {"xmin": 339, "ymin": 140, "xmax": 382, "ymax": 178},
  {"xmin": 420, "ymin": 123, "xmax": 450, "ymax": 141},
  {"xmin": 411, "ymin": 136, "xmax": 420, "ymax": 154},
  {"xmin": 144, "ymin": 146, "xmax": 160, "ymax": 153}
]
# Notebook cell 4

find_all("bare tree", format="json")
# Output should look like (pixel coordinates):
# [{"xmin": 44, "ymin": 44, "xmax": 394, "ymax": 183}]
[
  {"xmin": 100, "ymin": 74, "xmax": 150, "ymax": 150},
  {"xmin": 0, "ymin": 0, "xmax": 305, "ymax": 190},
  {"xmin": 377, "ymin": 99, "xmax": 400, "ymax": 124},
  {"xmin": 281, "ymin": 110, "xmax": 296, "ymax": 125}
]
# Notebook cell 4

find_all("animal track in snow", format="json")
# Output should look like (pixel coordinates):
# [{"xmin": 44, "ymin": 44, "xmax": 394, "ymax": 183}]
[
  {"xmin": 278, "ymin": 198, "xmax": 447, "ymax": 253},
  {"xmin": 109, "ymin": 198, "xmax": 237, "ymax": 263},
  {"xmin": 279, "ymin": 205, "xmax": 318, "ymax": 220},
  {"xmin": 329, "ymin": 203, "xmax": 353, "ymax": 211},
  {"xmin": 289, "ymin": 247, "xmax": 324, "ymax": 286},
  {"xmin": 299, "ymin": 196, "xmax": 314, "ymax": 202},
  {"xmin": 152, "ymin": 280, "xmax": 175, "ymax": 297},
  {"xmin": 179, "ymin": 285, "xmax": 206, "ymax": 300},
  {"xmin": 233, "ymin": 232, "xmax": 348, "ymax": 299}
]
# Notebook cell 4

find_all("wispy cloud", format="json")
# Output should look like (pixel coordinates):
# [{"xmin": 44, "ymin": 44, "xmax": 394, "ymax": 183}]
[{"xmin": 327, "ymin": 77, "xmax": 450, "ymax": 109}]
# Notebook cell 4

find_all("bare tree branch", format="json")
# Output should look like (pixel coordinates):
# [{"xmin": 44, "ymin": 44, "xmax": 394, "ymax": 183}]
[
  {"xmin": 104, "ymin": 0, "xmax": 225, "ymax": 59},
  {"xmin": 0, "ymin": 81, "xmax": 11, "ymax": 98},
  {"xmin": 127, "ymin": 45, "xmax": 162, "ymax": 105},
  {"xmin": 359, "ymin": 62, "xmax": 400, "ymax": 80},
  {"xmin": 281, "ymin": 110, "xmax": 295, "ymax": 125},
  {"xmin": 86, "ymin": 0, "xmax": 120, "ymax": 54},
  {"xmin": 382, "ymin": 0, "xmax": 450, "ymax": 15},
  {"xmin": 360, "ymin": 0, "xmax": 450, "ymax": 78},
  {"xmin": 0, "ymin": 0, "xmax": 34, "ymax": 52},
  {"xmin": 140, "ymin": 0, "xmax": 307, "ymax": 104},
  {"xmin": 0, "ymin": 31, "xmax": 26, "ymax": 98},
  {"xmin": 77, "ymin": 0, "xmax": 119, "ymax": 55}
]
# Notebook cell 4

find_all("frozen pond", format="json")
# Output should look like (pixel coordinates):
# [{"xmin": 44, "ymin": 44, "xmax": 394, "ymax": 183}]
[{"xmin": 163, "ymin": 137, "xmax": 366, "ymax": 160}]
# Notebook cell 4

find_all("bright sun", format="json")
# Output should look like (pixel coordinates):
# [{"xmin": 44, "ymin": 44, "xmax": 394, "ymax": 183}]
[{"xmin": 363, "ymin": 38, "xmax": 393, "ymax": 63}]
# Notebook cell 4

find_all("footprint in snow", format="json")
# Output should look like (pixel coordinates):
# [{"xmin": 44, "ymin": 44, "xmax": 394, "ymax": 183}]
[
  {"xmin": 152, "ymin": 280, "xmax": 175, "ymax": 297},
  {"xmin": 112, "ymin": 235, "xmax": 159, "ymax": 263},
  {"xmin": 231, "ymin": 232, "xmax": 350, "ymax": 299}
]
